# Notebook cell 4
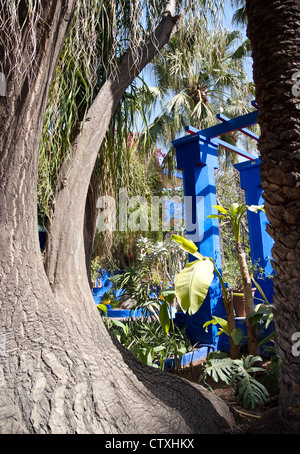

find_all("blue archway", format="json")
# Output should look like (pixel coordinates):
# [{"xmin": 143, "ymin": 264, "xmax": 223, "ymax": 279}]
[{"xmin": 172, "ymin": 104, "xmax": 274, "ymax": 350}]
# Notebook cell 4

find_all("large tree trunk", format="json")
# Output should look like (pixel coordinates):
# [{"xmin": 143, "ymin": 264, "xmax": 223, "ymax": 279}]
[
  {"xmin": 0, "ymin": 1, "xmax": 234, "ymax": 434},
  {"xmin": 246, "ymin": 0, "xmax": 300, "ymax": 431}
]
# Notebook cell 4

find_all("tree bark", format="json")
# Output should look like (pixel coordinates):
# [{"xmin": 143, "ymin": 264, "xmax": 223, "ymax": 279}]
[
  {"xmin": 0, "ymin": 1, "xmax": 234, "ymax": 434},
  {"xmin": 246, "ymin": 0, "xmax": 300, "ymax": 431},
  {"xmin": 235, "ymin": 242, "xmax": 258, "ymax": 356},
  {"xmin": 84, "ymin": 171, "xmax": 100, "ymax": 288}
]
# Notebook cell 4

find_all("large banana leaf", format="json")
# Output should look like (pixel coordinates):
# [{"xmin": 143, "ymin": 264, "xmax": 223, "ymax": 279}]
[{"xmin": 174, "ymin": 259, "xmax": 214, "ymax": 315}]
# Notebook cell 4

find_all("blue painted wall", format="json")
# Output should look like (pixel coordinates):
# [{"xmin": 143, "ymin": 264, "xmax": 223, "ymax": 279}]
[
  {"xmin": 172, "ymin": 133, "xmax": 225, "ymax": 347},
  {"xmin": 171, "ymin": 126, "xmax": 274, "ymax": 352},
  {"xmin": 234, "ymin": 159, "xmax": 274, "ymax": 303}
]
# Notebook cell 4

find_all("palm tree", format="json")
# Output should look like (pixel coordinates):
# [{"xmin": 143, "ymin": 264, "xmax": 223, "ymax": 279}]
[
  {"xmin": 142, "ymin": 17, "xmax": 256, "ymax": 170},
  {"xmin": 231, "ymin": 0, "xmax": 247, "ymax": 28},
  {"xmin": 246, "ymin": 0, "xmax": 300, "ymax": 433}
]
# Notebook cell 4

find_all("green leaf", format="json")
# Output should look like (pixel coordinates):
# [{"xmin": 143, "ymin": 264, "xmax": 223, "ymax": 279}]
[
  {"xmin": 235, "ymin": 374, "xmax": 269, "ymax": 409},
  {"xmin": 231, "ymin": 328, "xmax": 243, "ymax": 346},
  {"xmin": 207, "ymin": 214, "xmax": 225, "ymax": 219},
  {"xmin": 159, "ymin": 301, "xmax": 171, "ymax": 335},
  {"xmin": 251, "ymin": 275, "xmax": 269, "ymax": 304},
  {"xmin": 211, "ymin": 204, "xmax": 228, "ymax": 214},
  {"xmin": 174, "ymin": 258, "xmax": 214, "ymax": 315},
  {"xmin": 160, "ymin": 289, "xmax": 176, "ymax": 305},
  {"xmin": 213, "ymin": 316, "xmax": 229, "ymax": 335},
  {"xmin": 147, "ymin": 350, "xmax": 154, "ymax": 366},
  {"xmin": 229, "ymin": 202, "xmax": 240, "ymax": 217},
  {"xmin": 205, "ymin": 358, "xmax": 242, "ymax": 385},
  {"xmin": 203, "ymin": 316, "xmax": 229, "ymax": 336},
  {"xmin": 258, "ymin": 329, "xmax": 276, "ymax": 347},
  {"xmin": 111, "ymin": 319, "xmax": 127, "ymax": 333},
  {"xmin": 171, "ymin": 234, "xmax": 199, "ymax": 255},
  {"xmin": 97, "ymin": 304, "xmax": 108, "ymax": 316}
]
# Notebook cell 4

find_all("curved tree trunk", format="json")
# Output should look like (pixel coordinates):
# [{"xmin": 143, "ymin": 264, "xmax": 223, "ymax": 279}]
[
  {"xmin": 44, "ymin": 9, "xmax": 181, "ymax": 296},
  {"xmin": 0, "ymin": 1, "xmax": 234, "ymax": 434},
  {"xmin": 84, "ymin": 171, "xmax": 100, "ymax": 288},
  {"xmin": 246, "ymin": 0, "xmax": 300, "ymax": 431}
]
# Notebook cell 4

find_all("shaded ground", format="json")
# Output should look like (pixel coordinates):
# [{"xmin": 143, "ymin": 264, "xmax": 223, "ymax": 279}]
[{"xmin": 168, "ymin": 358, "xmax": 298, "ymax": 434}]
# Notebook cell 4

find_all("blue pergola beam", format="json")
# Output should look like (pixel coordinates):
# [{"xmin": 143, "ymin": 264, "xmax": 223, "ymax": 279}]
[
  {"xmin": 184, "ymin": 124, "xmax": 257, "ymax": 161},
  {"xmin": 185, "ymin": 125, "xmax": 201, "ymax": 135},
  {"xmin": 212, "ymin": 138, "xmax": 256, "ymax": 161},
  {"xmin": 185, "ymin": 110, "xmax": 258, "ymax": 140},
  {"xmin": 216, "ymin": 113, "xmax": 259, "ymax": 141}
]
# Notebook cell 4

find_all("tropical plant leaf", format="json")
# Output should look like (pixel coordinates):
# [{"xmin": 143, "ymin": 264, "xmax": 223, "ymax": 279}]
[
  {"xmin": 204, "ymin": 357, "xmax": 242, "ymax": 385},
  {"xmin": 211, "ymin": 204, "xmax": 228, "ymax": 214},
  {"xmin": 235, "ymin": 374, "xmax": 269, "ymax": 409},
  {"xmin": 203, "ymin": 316, "xmax": 229, "ymax": 336},
  {"xmin": 97, "ymin": 303, "xmax": 108, "ymax": 316},
  {"xmin": 229, "ymin": 202, "xmax": 240, "ymax": 217},
  {"xmin": 174, "ymin": 258, "xmax": 214, "ymax": 315},
  {"xmin": 171, "ymin": 234, "xmax": 199, "ymax": 255},
  {"xmin": 111, "ymin": 319, "xmax": 127, "ymax": 333},
  {"xmin": 207, "ymin": 214, "xmax": 226, "ymax": 220},
  {"xmin": 251, "ymin": 274, "xmax": 269, "ymax": 305},
  {"xmin": 231, "ymin": 355, "xmax": 269, "ymax": 409},
  {"xmin": 231, "ymin": 328, "xmax": 243, "ymax": 345},
  {"xmin": 159, "ymin": 301, "xmax": 171, "ymax": 335},
  {"xmin": 160, "ymin": 289, "xmax": 176, "ymax": 305},
  {"xmin": 258, "ymin": 330, "xmax": 276, "ymax": 347}
]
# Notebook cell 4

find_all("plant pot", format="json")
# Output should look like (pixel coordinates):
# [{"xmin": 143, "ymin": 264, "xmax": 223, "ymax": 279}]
[
  {"xmin": 229, "ymin": 288, "xmax": 256, "ymax": 318},
  {"xmin": 232, "ymin": 292, "xmax": 246, "ymax": 317}
]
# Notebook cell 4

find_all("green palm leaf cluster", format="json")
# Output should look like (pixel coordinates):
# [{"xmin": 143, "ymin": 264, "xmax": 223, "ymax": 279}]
[
  {"xmin": 230, "ymin": 0, "xmax": 247, "ymax": 28},
  {"xmin": 141, "ymin": 16, "xmax": 256, "ymax": 171}
]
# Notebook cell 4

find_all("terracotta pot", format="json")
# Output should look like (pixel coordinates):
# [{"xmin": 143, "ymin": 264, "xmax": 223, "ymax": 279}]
[{"xmin": 228, "ymin": 288, "xmax": 256, "ymax": 318}]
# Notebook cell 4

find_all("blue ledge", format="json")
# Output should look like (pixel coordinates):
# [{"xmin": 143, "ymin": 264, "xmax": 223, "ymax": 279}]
[
  {"xmin": 159, "ymin": 344, "xmax": 215, "ymax": 371},
  {"xmin": 103, "ymin": 308, "xmax": 146, "ymax": 318}
]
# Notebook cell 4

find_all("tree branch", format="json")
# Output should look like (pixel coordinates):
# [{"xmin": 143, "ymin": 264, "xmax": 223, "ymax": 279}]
[
  {"xmin": 57, "ymin": 10, "xmax": 181, "ymax": 186},
  {"xmin": 45, "ymin": 7, "xmax": 182, "ymax": 287},
  {"xmin": 164, "ymin": 0, "xmax": 177, "ymax": 17}
]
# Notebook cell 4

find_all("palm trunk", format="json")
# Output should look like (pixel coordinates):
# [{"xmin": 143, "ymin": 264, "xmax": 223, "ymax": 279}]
[
  {"xmin": 0, "ymin": 1, "xmax": 233, "ymax": 433},
  {"xmin": 246, "ymin": 0, "xmax": 300, "ymax": 431}
]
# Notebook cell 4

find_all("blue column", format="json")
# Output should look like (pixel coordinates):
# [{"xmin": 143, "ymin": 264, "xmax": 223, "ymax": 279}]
[
  {"xmin": 234, "ymin": 158, "xmax": 274, "ymax": 303},
  {"xmin": 172, "ymin": 134, "xmax": 225, "ymax": 350},
  {"xmin": 172, "ymin": 134, "xmax": 222, "ymax": 271}
]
